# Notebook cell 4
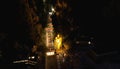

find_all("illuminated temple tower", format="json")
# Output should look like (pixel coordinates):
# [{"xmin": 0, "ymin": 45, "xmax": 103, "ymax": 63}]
[{"xmin": 45, "ymin": 17, "xmax": 54, "ymax": 49}]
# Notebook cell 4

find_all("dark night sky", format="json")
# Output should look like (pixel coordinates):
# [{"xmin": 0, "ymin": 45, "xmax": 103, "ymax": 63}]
[{"xmin": 0, "ymin": 0, "xmax": 120, "ymax": 53}]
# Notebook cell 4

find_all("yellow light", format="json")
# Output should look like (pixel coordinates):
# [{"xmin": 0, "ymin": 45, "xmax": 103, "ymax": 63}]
[{"xmin": 54, "ymin": 34, "xmax": 62, "ymax": 50}]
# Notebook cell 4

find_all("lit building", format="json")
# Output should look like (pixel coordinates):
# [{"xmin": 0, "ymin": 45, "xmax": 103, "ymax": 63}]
[
  {"xmin": 45, "ymin": 7, "xmax": 55, "ymax": 50},
  {"xmin": 45, "ymin": 22, "xmax": 54, "ymax": 49}
]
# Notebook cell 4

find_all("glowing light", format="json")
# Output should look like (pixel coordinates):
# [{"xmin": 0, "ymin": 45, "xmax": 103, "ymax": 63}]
[
  {"xmin": 46, "ymin": 51, "xmax": 55, "ymax": 56},
  {"xmin": 88, "ymin": 41, "xmax": 91, "ymax": 44},
  {"xmin": 49, "ymin": 12, "xmax": 53, "ymax": 15},
  {"xmin": 54, "ymin": 34, "xmax": 62, "ymax": 50},
  {"xmin": 13, "ymin": 60, "xmax": 28, "ymax": 63},
  {"xmin": 31, "ymin": 56, "xmax": 35, "ymax": 59},
  {"xmin": 28, "ymin": 56, "xmax": 35, "ymax": 59},
  {"xmin": 51, "ymin": 7, "xmax": 55, "ymax": 12}
]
